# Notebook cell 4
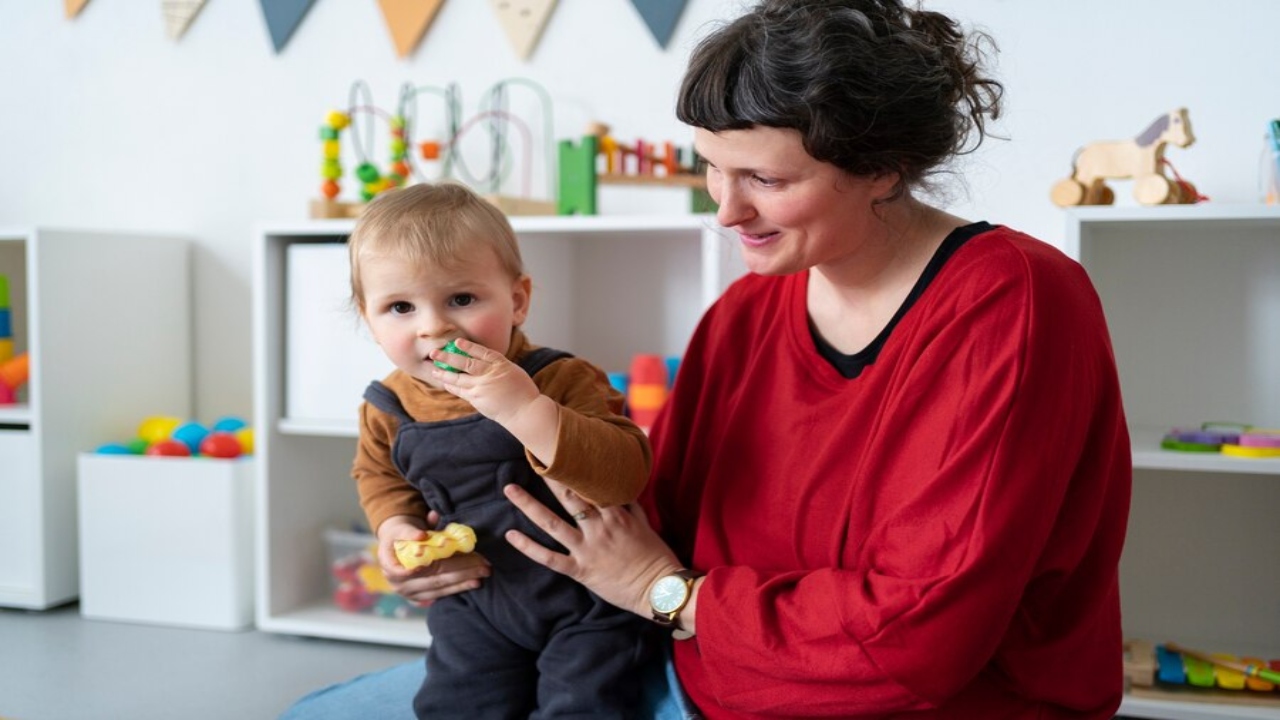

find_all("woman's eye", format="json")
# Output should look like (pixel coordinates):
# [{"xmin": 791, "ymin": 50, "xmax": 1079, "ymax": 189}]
[
  {"xmin": 450, "ymin": 294, "xmax": 475, "ymax": 308},
  {"xmin": 389, "ymin": 301, "xmax": 413, "ymax": 315}
]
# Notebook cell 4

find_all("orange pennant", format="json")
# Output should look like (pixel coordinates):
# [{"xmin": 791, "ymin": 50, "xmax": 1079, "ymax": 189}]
[
  {"xmin": 65, "ymin": 0, "xmax": 91, "ymax": 19},
  {"xmin": 489, "ymin": 0, "xmax": 557, "ymax": 61},
  {"xmin": 377, "ymin": 0, "xmax": 445, "ymax": 59}
]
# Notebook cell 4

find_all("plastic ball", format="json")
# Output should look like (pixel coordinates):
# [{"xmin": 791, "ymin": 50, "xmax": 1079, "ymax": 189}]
[
  {"xmin": 125, "ymin": 438, "xmax": 150, "ymax": 454},
  {"xmin": 0, "ymin": 384, "xmax": 13, "ymax": 404},
  {"xmin": 234, "ymin": 428, "xmax": 255, "ymax": 455},
  {"xmin": 145, "ymin": 439, "xmax": 191, "ymax": 457},
  {"xmin": 389, "ymin": 138, "xmax": 406, "ymax": 156},
  {"xmin": 322, "ymin": 159, "xmax": 342, "ymax": 180},
  {"xmin": 171, "ymin": 421, "xmax": 210, "ymax": 454},
  {"xmin": 199, "ymin": 432, "xmax": 242, "ymax": 459},
  {"xmin": 212, "ymin": 416, "xmax": 248, "ymax": 433},
  {"xmin": 95, "ymin": 443, "xmax": 133, "ymax": 455},
  {"xmin": 321, "ymin": 179, "xmax": 340, "ymax": 199},
  {"xmin": 391, "ymin": 160, "xmax": 410, "ymax": 177},
  {"xmin": 326, "ymin": 110, "xmax": 351, "ymax": 130},
  {"xmin": 322, "ymin": 139, "xmax": 341, "ymax": 159},
  {"xmin": 137, "ymin": 416, "xmax": 181, "ymax": 445}
]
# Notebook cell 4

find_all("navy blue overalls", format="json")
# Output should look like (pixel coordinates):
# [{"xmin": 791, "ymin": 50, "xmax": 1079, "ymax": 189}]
[{"xmin": 363, "ymin": 348, "xmax": 654, "ymax": 719}]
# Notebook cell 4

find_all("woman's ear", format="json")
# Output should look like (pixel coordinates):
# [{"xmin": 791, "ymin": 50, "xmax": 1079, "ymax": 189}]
[{"xmin": 512, "ymin": 274, "xmax": 533, "ymax": 326}]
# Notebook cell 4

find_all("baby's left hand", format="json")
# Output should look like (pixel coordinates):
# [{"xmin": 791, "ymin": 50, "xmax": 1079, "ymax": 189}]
[{"xmin": 430, "ymin": 338, "xmax": 541, "ymax": 424}]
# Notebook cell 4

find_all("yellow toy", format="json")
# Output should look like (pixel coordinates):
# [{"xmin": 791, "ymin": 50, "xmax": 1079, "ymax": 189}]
[
  {"xmin": 1051, "ymin": 107, "xmax": 1199, "ymax": 207},
  {"xmin": 393, "ymin": 522, "xmax": 477, "ymax": 569}
]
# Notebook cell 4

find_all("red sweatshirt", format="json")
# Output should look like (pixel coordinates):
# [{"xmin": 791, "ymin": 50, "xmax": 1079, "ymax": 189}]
[{"xmin": 642, "ymin": 225, "xmax": 1131, "ymax": 719}]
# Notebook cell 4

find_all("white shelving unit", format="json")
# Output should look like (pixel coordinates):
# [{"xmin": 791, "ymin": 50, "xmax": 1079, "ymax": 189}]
[
  {"xmin": 252, "ymin": 214, "xmax": 743, "ymax": 646},
  {"xmin": 0, "ymin": 228, "xmax": 190, "ymax": 610},
  {"xmin": 1065, "ymin": 205, "xmax": 1280, "ymax": 720}
]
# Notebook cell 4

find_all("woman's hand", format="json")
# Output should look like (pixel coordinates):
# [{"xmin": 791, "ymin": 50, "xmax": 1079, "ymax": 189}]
[
  {"xmin": 503, "ymin": 484, "xmax": 683, "ymax": 618},
  {"xmin": 378, "ymin": 513, "xmax": 491, "ymax": 606}
]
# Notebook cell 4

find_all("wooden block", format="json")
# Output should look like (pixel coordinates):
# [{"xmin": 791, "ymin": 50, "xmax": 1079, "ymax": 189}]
[{"xmin": 1124, "ymin": 639, "xmax": 1157, "ymax": 688}]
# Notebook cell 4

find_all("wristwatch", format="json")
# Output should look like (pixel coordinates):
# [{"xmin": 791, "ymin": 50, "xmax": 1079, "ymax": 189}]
[{"xmin": 648, "ymin": 569, "xmax": 701, "ymax": 629}]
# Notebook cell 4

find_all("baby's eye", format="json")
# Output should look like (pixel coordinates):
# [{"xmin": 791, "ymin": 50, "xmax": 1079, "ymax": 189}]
[
  {"xmin": 389, "ymin": 301, "xmax": 414, "ymax": 315},
  {"xmin": 450, "ymin": 294, "xmax": 476, "ymax": 308},
  {"xmin": 753, "ymin": 174, "xmax": 779, "ymax": 187}
]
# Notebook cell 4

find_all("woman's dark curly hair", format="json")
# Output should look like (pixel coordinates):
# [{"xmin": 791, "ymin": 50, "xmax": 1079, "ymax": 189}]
[{"xmin": 678, "ymin": 0, "xmax": 1003, "ymax": 200}]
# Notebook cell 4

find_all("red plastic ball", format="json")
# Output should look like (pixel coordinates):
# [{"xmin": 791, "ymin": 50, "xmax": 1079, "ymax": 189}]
[
  {"xmin": 145, "ymin": 439, "xmax": 192, "ymax": 457},
  {"xmin": 199, "ymin": 432, "xmax": 243, "ymax": 459}
]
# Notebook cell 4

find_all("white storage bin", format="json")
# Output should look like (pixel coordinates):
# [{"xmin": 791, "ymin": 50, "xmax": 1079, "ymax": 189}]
[{"xmin": 77, "ymin": 454, "xmax": 255, "ymax": 630}]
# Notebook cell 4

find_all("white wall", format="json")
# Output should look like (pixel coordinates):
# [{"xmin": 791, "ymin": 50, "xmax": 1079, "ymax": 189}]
[{"xmin": 1, "ymin": 1, "xmax": 1276, "ymax": 419}]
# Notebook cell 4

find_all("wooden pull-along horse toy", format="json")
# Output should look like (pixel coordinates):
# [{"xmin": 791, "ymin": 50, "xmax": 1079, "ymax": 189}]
[{"xmin": 1051, "ymin": 107, "xmax": 1201, "ymax": 207}]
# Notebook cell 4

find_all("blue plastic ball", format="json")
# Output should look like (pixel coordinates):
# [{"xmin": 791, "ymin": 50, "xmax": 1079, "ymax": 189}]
[
  {"xmin": 212, "ymin": 416, "xmax": 248, "ymax": 433},
  {"xmin": 171, "ymin": 421, "xmax": 210, "ymax": 454}
]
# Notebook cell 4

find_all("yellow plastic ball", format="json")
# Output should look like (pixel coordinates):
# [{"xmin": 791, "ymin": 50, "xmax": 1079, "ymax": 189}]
[
  {"xmin": 137, "ymin": 416, "xmax": 181, "ymax": 445},
  {"xmin": 323, "ymin": 139, "xmax": 341, "ymax": 159},
  {"xmin": 235, "ymin": 428, "xmax": 255, "ymax": 455}
]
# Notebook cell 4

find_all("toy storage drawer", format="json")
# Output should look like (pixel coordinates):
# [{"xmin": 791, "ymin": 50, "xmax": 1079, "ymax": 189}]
[
  {"xmin": 0, "ymin": 429, "xmax": 37, "ymax": 594},
  {"xmin": 285, "ymin": 244, "xmax": 392, "ymax": 424}
]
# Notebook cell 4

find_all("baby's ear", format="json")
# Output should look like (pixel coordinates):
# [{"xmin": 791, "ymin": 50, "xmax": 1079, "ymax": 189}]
[{"xmin": 511, "ymin": 274, "xmax": 533, "ymax": 325}]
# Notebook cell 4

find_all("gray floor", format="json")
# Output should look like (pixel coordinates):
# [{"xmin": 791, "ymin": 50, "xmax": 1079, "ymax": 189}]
[{"xmin": 0, "ymin": 603, "xmax": 422, "ymax": 720}]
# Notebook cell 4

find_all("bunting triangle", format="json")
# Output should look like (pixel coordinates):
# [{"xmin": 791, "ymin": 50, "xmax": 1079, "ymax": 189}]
[
  {"xmin": 488, "ymin": 0, "xmax": 557, "ymax": 61},
  {"xmin": 377, "ymin": 0, "xmax": 445, "ymax": 59},
  {"xmin": 628, "ymin": 0, "xmax": 688, "ymax": 49},
  {"xmin": 65, "ymin": 0, "xmax": 91, "ymax": 19},
  {"xmin": 163, "ymin": 0, "xmax": 208, "ymax": 40},
  {"xmin": 259, "ymin": 0, "xmax": 318, "ymax": 53}
]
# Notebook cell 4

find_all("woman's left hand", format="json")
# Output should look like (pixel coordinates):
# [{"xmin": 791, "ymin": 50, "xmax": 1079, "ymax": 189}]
[{"xmin": 503, "ymin": 484, "xmax": 683, "ymax": 618}]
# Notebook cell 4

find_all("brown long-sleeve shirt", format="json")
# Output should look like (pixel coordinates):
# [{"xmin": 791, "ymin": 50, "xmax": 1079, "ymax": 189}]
[{"xmin": 352, "ymin": 330, "xmax": 651, "ymax": 534}]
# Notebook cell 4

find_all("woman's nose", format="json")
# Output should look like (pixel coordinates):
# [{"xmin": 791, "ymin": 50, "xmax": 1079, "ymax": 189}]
[{"xmin": 714, "ymin": 178, "xmax": 753, "ymax": 228}]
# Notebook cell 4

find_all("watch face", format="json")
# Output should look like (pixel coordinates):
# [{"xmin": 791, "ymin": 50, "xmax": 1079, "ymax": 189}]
[{"xmin": 650, "ymin": 575, "xmax": 690, "ymax": 614}]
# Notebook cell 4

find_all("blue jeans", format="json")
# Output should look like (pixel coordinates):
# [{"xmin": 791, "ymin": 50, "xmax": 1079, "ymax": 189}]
[{"xmin": 279, "ymin": 641, "xmax": 698, "ymax": 719}]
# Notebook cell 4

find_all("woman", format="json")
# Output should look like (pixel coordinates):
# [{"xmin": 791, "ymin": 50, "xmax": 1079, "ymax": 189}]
[{"xmin": 283, "ymin": 1, "xmax": 1131, "ymax": 717}]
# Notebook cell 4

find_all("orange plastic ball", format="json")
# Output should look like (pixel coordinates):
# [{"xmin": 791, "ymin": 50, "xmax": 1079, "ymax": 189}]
[
  {"xmin": 420, "ymin": 141, "xmax": 440, "ymax": 160},
  {"xmin": 321, "ymin": 179, "xmax": 340, "ymax": 199}
]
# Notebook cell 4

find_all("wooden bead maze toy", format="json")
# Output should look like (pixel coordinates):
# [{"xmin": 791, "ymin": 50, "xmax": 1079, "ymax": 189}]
[
  {"xmin": 1051, "ymin": 107, "xmax": 1202, "ymax": 207},
  {"xmin": 312, "ymin": 79, "xmax": 558, "ymax": 219}
]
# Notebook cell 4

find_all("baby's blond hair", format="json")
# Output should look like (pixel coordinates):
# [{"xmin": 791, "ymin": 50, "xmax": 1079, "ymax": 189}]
[{"xmin": 348, "ymin": 183, "xmax": 523, "ymax": 312}]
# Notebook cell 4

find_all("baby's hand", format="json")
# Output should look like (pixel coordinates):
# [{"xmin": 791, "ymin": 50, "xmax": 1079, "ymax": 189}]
[
  {"xmin": 430, "ymin": 338, "xmax": 541, "ymax": 425},
  {"xmin": 376, "ymin": 516, "xmax": 430, "ymax": 582}
]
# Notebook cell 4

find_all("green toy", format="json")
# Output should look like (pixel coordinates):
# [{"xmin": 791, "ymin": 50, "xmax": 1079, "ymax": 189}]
[{"xmin": 433, "ymin": 339, "xmax": 470, "ymax": 372}]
